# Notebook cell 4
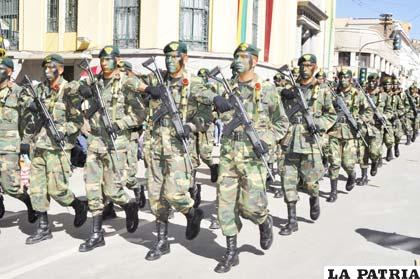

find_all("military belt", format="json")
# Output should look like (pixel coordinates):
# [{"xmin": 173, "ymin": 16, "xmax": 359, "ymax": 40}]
[
  {"xmin": 228, "ymin": 131, "xmax": 247, "ymax": 141},
  {"xmin": 335, "ymin": 117, "xmax": 347, "ymax": 124}
]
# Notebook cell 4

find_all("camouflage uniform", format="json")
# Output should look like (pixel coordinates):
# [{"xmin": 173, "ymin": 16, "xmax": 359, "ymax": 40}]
[
  {"xmin": 217, "ymin": 75, "xmax": 288, "ymax": 236},
  {"xmin": 23, "ymin": 77, "xmax": 82, "ymax": 212},
  {"xmin": 83, "ymin": 72, "xmax": 145, "ymax": 216},
  {"xmin": 389, "ymin": 86, "xmax": 405, "ymax": 154},
  {"xmin": 328, "ymin": 84, "xmax": 373, "ymax": 189}
]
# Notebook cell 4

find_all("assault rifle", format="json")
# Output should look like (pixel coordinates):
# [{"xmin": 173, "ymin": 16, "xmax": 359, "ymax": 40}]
[
  {"xmin": 23, "ymin": 75, "xmax": 72, "ymax": 166},
  {"xmin": 206, "ymin": 66, "xmax": 275, "ymax": 182},
  {"xmin": 79, "ymin": 58, "xmax": 120, "ymax": 160},
  {"xmin": 141, "ymin": 57, "xmax": 193, "ymax": 170}
]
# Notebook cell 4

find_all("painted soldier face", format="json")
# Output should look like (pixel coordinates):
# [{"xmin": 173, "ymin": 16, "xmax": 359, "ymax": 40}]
[
  {"xmin": 100, "ymin": 57, "xmax": 117, "ymax": 74},
  {"xmin": 43, "ymin": 62, "xmax": 61, "ymax": 81},
  {"xmin": 232, "ymin": 52, "xmax": 253, "ymax": 74},
  {"xmin": 367, "ymin": 79, "xmax": 378, "ymax": 90},
  {"xmin": 338, "ymin": 74, "xmax": 352, "ymax": 89},
  {"xmin": 165, "ymin": 51, "xmax": 185, "ymax": 74},
  {"xmin": 299, "ymin": 62, "xmax": 316, "ymax": 80},
  {"xmin": 383, "ymin": 83, "xmax": 392, "ymax": 93}
]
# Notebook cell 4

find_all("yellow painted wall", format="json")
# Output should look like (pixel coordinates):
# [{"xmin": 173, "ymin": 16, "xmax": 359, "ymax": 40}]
[
  {"xmin": 77, "ymin": 0, "xmax": 114, "ymax": 50},
  {"xmin": 21, "ymin": 0, "xmax": 46, "ymax": 51},
  {"xmin": 45, "ymin": 33, "xmax": 59, "ymax": 52},
  {"xmin": 63, "ymin": 32, "xmax": 77, "ymax": 51},
  {"xmin": 140, "ymin": 0, "xmax": 179, "ymax": 49}
]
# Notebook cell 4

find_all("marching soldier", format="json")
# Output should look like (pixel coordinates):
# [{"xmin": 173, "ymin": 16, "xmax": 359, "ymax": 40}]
[
  {"xmin": 357, "ymin": 73, "xmax": 391, "ymax": 186},
  {"xmin": 326, "ymin": 69, "xmax": 373, "ymax": 202},
  {"xmin": 386, "ymin": 77, "xmax": 404, "ymax": 159},
  {"xmin": 407, "ymin": 82, "xmax": 419, "ymax": 142},
  {"xmin": 78, "ymin": 46, "xmax": 145, "ymax": 252},
  {"xmin": 22, "ymin": 54, "xmax": 88, "ymax": 244},
  {"xmin": 212, "ymin": 43, "xmax": 288, "ymax": 273},
  {"xmin": 279, "ymin": 54, "xmax": 336, "ymax": 234},
  {"xmin": 139, "ymin": 41, "xmax": 213, "ymax": 261},
  {"xmin": 393, "ymin": 78, "xmax": 413, "ymax": 146},
  {"xmin": 0, "ymin": 57, "xmax": 37, "ymax": 224}
]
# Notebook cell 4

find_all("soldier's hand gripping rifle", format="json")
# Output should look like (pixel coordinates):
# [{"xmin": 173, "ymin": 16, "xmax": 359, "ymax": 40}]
[
  {"xmin": 141, "ymin": 57, "xmax": 193, "ymax": 170},
  {"xmin": 277, "ymin": 65, "xmax": 324, "ymax": 157},
  {"xmin": 206, "ymin": 66, "xmax": 275, "ymax": 182},
  {"xmin": 23, "ymin": 75, "xmax": 72, "ymax": 166},
  {"xmin": 406, "ymin": 91, "xmax": 418, "ymax": 118},
  {"xmin": 352, "ymin": 78, "xmax": 391, "ymax": 134},
  {"xmin": 79, "ymin": 59, "xmax": 120, "ymax": 160},
  {"xmin": 326, "ymin": 81, "xmax": 368, "ymax": 147}
]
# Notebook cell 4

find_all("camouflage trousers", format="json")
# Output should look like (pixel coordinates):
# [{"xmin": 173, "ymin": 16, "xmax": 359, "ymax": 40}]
[
  {"xmin": 84, "ymin": 150, "xmax": 130, "ymax": 216},
  {"xmin": 328, "ymin": 137, "xmax": 358, "ymax": 180},
  {"xmin": 281, "ymin": 151, "xmax": 323, "ymax": 203},
  {"xmin": 401, "ymin": 116, "xmax": 413, "ymax": 136},
  {"xmin": 30, "ymin": 149, "xmax": 75, "ymax": 212},
  {"xmin": 383, "ymin": 125, "xmax": 395, "ymax": 148},
  {"xmin": 321, "ymin": 134, "xmax": 331, "ymax": 159},
  {"xmin": 0, "ymin": 153, "xmax": 24, "ymax": 198},
  {"xmin": 191, "ymin": 130, "xmax": 214, "ymax": 168},
  {"xmin": 125, "ymin": 139, "xmax": 139, "ymax": 190},
  {"xmin": 146, "ymin": 150, "xmax": 194, "ymax": 222},
  {"xmin": 358, "ymin": 130, "xmax": 383, "ymax": 169},
  {"xmin": 217, "ymin": 146, "xmax": 268, "ymax": 236},
  {"xmin": 391, "ymin": 119, "xmax": 404, "ymax": 144}
]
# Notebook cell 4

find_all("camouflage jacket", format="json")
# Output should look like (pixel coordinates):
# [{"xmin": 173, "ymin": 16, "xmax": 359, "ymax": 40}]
[
  {"xmin": 281, "ymin": 80, "xmax": 336, "ymax": 154},
  {"xmin": 0, "ymin": 83, "xmax": 25, "ymax": 154},
  {"xmin": 388, "ymin": 92, "xmax": 405, "ymax": 120},
  {"xmin": 143, "ymin": 69, "xmax": 214, "ymax": 156},
  {"xmin": 328, "ymin": 86, "xmax": 373, "ymax": 139},
  {"xmin": 363, "ymin": 88, "xmax": 391, "ymax": 136},
  {"xmin": 218, "ymin": 74, "xmax": 289, "ymax": 158},
  {"xmin": 83, "ymin": 72, "xmax": 146, "ymax": 153},
  {"xmin": 23, "ymin": 77, "xmax": 83, "ymax": 151}
]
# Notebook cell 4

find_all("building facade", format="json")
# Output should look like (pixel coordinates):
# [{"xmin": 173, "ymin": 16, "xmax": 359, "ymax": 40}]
[{"xmin": 0, "ymin": 0, "xmax": 336, "ymax": 80}]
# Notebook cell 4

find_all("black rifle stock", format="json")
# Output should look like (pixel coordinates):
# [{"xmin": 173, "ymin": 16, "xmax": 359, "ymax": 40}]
[
  {"xmin": 23, "ymin": 75, "xmax": 72, "ymax": 166},
  {"xmin": 206, "ymin": 66, "xmax": 275, "ymax": 182}
]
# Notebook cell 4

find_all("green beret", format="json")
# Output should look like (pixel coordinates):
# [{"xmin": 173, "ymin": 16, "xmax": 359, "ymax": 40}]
[
  {"xmin": 163, "ymin": 41, "xmax": 187, "ymax": 54},
  {"xmin": 367, "ymin": 73, "xmax": 379, "ymax": 80},
  {"xmin": 298, "ymin": 54, "xmax": 317, "ymax": 65},
  {"xmin": 118, "ymin": 60, "xmax": 132, "ymax": 71},
  {"xmin": 315, "ymin": 70, "xmax": 326, "ymax": 78},
  {"xmin": 99, "ymin": 45, "xmax": 120, "ymax": 58},
  {"xmin": 234, "ymin": 42, "xmax": 260, "ymax": 57},
  {"xmin": 382, "ymin": 76, "xmax": 392, "ymax": 84},
  {"xmin": 197, "ymin": 68, "xmax": 209, "ymax": 78},
  {"xmin": 292, "ymin": 67, "xmax": 300, "ymax": 75},
  {"xmin": 0, "ymin": 57, "xmax": 14, "ymax": 70},
  {"xmin": 42, "ymin": 54, "xmax": 64, "ymax": 67},
  {"xmin": 338, "ymin": 69, "xmax": 352, "ymax": 77},
  {"xmin": 392, "ymin": 78, "xmax": 400, "ymax": 85}
]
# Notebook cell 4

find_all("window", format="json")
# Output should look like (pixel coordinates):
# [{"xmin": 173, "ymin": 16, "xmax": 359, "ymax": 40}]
[
  {"xmin": 358, "ymin": 52, "xmax": 370, "ymax": 68},
  {"xmin": 179, "ymin": 0, "xmax": 209, "ymax": 51},
  {"xmin": 0, "ymin": 0, "xmax": 19, "ymax": 50},
  {"xmin": 65, "ymin": 0, "xmax": 77, "ymax": 32},
  {"xmin": 338, "ymin": 52, "xmax": 350, "ymax": 66},
  {"xmin": 114, "ymin": 0, "xmax": 140, "ymax": 48},
  {"xmin": 47, "ymin": 0, "xmax": 59, "ymax": 33},
  {"xmin": 252, "ymin": 0, "xmax": 258, "ymax": 47}
]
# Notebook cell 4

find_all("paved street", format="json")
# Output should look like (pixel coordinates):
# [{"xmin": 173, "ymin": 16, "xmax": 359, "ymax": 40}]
[{"xmin": 1, "ymin": 140, "xmax": 420, "ymax": 279}]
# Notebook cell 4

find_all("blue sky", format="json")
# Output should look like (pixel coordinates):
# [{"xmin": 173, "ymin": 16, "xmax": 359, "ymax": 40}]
[{"xmin": 336, "ymin": 0, "xmax": 420, "ymax": 38}]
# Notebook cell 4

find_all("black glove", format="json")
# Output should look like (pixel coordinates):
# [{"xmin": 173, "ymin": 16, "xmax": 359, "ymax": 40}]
[
  {"xmin": 20, "ymin": 144, "xmax": 30, "ymax": 156},
  {"xmin": 213, "ymin": 96, "xmax": 232, "ymax": 113},
  {"xmin": 253, "ymin": 140, "xmax": 269, "ymax": 158},
  {"xmin": 53, "ymin": 131, "xmax": 65, "ymax": 145},
  {"xmin": 107, "ymin": 123, "xmax": 120, "ymax": 137},
  {"xmin": 281, "ymin": 88, "xmax": 296, "ymax": 99},
  {"xmin": 145, "ymin": 85, "xmax": 166, "ymax": 100},
  {"xmin": 79, "ymin": 84, "xmax": 93, "ymax": 98},
  {"xmin": 308, "ymin": 124, "xmax": 320, "ymax": 135},
  {"xmin": 28, "ymin": 101, "xmax": 38, "ymax": 113},
  {"xmin": 182, "ymin": 125, "xmax": 192, "ymax": 139},
  {"xmin": 389, "ymin": 115, "xmax": 396, "ymax": 122}
]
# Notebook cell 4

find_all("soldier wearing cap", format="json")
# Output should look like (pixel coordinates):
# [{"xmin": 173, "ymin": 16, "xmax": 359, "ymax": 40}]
[
  {"xmin": 0, "ymin": 57, "xmax": 37, "ymax": 227},
  {"xmin": 326, "ymin": 68, "xmax": 372, "ymax": 202},
  {"xmin": 212, "ymin": 43, "xmax": 288, "ymax": 273},
  {"xmin": 77, "ymin": 45, "xmax": 146, "ymax": 252},
  {"xmin": 22, "ymin": 54, "xmax": 88, "ymax": 244},
  {"xmin": 393, "ymin": 77, "xmax": 413, "ymax": 146},
  {"xmin": 356, "ymin": 73, "xmax": 391, "ymax": 186},
  {"xmin": 138, "ymin": 41, "xmax": 214, "ymax": 261},
  {"xmin": 407, "ymin": 82, "xmax": 419, "ymax": 142},
  {"xmin": 315, "ymin": 70, "xmax": 327, "ymax": 85},
  {"xmin": 279, "ymin": 54, "xmax": 336, "ymax": 235},
  {"xmin": 385, "ymin": 77, "xmax": 405, "ymax": 158}
]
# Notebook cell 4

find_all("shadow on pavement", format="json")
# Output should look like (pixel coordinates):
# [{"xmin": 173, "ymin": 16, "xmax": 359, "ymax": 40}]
[{"xmin": 356, "ymin": 228, "xmax": 420, "ymax": 255}]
